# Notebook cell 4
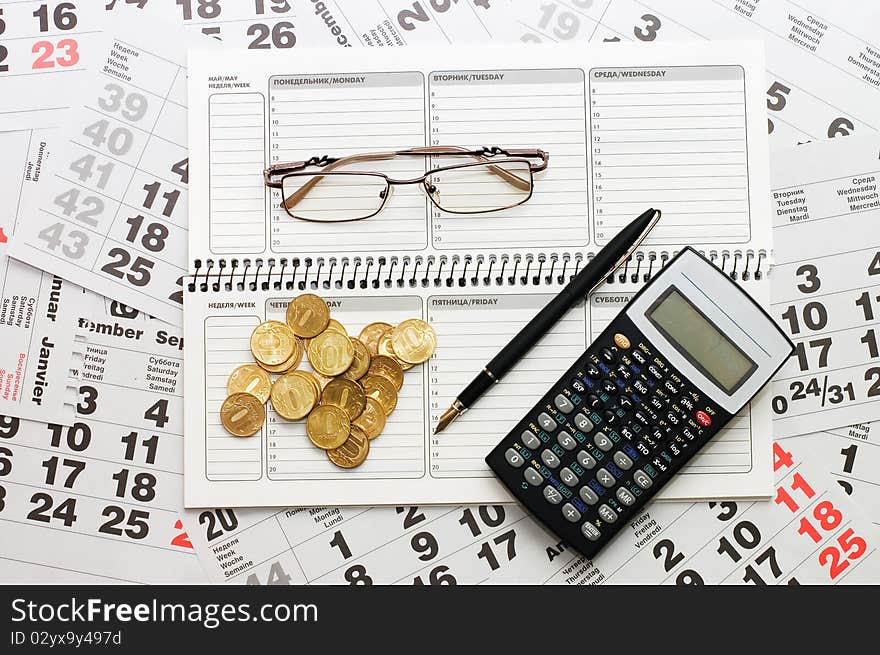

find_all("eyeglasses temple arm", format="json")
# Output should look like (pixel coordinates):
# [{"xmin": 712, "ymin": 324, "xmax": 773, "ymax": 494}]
[{"xmin": 281, "ymin": 151, "xmax": 399, "ymax": 209}]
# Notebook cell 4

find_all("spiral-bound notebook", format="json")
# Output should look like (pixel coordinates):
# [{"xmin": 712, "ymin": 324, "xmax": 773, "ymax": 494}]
[{"xmin": 183, "ymin": 42, "xmax": 774, "ymax": 508}]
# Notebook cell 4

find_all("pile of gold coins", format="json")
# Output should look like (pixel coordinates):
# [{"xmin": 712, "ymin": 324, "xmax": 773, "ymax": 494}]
[{"xmin": 219, "ymin": 294, "xmax": 438, "ymax": 469}]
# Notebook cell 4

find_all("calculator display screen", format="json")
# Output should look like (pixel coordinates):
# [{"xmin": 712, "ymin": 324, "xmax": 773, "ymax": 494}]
[{"xmin": 646, "ymin": 287, "xmax": 757, "ymax": 394}]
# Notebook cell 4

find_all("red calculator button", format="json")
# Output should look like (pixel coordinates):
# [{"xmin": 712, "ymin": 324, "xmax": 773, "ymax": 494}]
[{"xmin": 695, "ymin": 411, "xmax": 711, "ymax": 427}]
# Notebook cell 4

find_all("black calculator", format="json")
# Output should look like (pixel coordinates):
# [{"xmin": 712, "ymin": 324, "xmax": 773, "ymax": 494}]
[{"xmin": 486, "ymin": 247, "xmax": 794, "ymax": 559}]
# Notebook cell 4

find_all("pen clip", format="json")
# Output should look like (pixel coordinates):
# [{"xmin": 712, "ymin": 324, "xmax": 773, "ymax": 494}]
[{"xmin": 589, "ymin": 209, "xmax": 662, "ymax": 294}]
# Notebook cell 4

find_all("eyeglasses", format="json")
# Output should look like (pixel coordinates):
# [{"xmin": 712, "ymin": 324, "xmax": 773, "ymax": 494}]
[{"xmin": 264, "ymin": 146, "xmax": 549, "ymax": 223}]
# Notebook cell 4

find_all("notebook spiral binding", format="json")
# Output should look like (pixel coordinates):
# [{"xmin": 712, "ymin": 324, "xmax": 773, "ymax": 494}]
[{"xmin": 186, "ymin": 249, "xmax": 767, "ymax": 293}]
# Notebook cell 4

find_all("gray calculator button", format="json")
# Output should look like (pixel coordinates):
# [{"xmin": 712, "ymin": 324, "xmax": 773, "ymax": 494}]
[
  {"xmin": 613, "ymin": 451, "xmax": 633, "ymax": 470},
  {"xmin": 537, "ymin": 412, "xmax": 556, "ymax": 432},
  {"xmin": 596, "ymin": 468, "xmax": 615, "ymax": 488},
  {"xmin": 521, "ymin": 430, "xmax": 541, "ymax": 450},
  {"xmin": 541, "ymin": 449, "xmax": 560, "ymax": 468},
  {"xmin": 562, "ymin": 503, "xmax": 582, "ymax": 523},
  {"xmin": 524, "ymin": 468, "xmax": 543, "ymax": 486},
  {"xmin": 616, "ymin": 487, "xmax": 636, "ymax": 506},
  {"xmin": 576, "ymin": 450, "xmax": 597, "ymax": 470},
  {"xmin": 559, "ymin": 467, "xmax": 579, "ymax": 487},
  {"xmin": 598, "ymin": 504, "xmax": 618, "ymax": 523},
  {"xmin": 593, "ymin": 432, "xmax": 613, "ymax": 452},
  {"xmin": 574, "ymin": 413, "xmax": 593, "ymax": 432},
  {"xmin": 554, "ymin": 394, "xmax": 575, "ymax": 414},
  {"xmin": 504, "ymin": 448, "xmax": 525, "ymax": 468},
  {"xmin": 543, "ymin": 485, "xmax": 563, "ymax": 505},
  {"xmin": 579, "ymin": 486, "xmax": 599, "ymax": 505},
  {"xmin": 557, "ymin": 431, "xmax": 577, "ymax": 451},
  {"xmin": 633, "ymin": 469, "xmax": 653, "ymax": 489},
  {"xmin": 581, "ymin": 523, "xmax": 601, "ymax": 542}
]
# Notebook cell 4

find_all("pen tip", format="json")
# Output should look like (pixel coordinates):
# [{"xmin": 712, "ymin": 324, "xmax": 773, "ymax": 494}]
[{"xmin": 434, "ymin": 405, "xmax": 461, "ymax": 434}]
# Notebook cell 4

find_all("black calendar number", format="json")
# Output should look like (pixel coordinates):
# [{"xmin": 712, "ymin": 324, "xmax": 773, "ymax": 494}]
[
  {"xmin": 144, "ymin": 399, "xmax": 170, "ymax": 428},
  {"xmin": 247, "ymin": 22, "xmax": 296, "ymax": 49},
  {"xmin": 42, "ymin": 456, "xmax": 85, "ymax": 488},
  {"xmin": 0, "ymin": 446, "xmax": 12, "ymax": 476},
  {"xmin": 410, "ymin": 531, "xmax": 439, "ymax": 561},
  {"xmin": 77, "ymin": 385, "xmax": 98, "ymax": 415},
  {"xmin": 344, "ymin": 564, "xmax": 373, "ymax": 585},
  {"xmin": 124, "ymin": 215, "xmax": 169, "ymax": 253},
  {"xmin": 476, "ymin": 528, "xmax": 517, "ymax": 571},
  {"xmin": 0, "ymin": 45, "xmax": 9, "ymax": 74},
  {"xmin": 329, "ymin": 530, "xmax": 352, "ymax": 559},
  {"xmin": 177, "ymin": 0, "xmax": 221, "ymax": 20},
  {"xmin": 869, "ymin": 252, "xmax": 880, "ymax": 276},
  {"xmin": 781, "ymin": 301, "xmax": 827, "ymax": 334},
  {"xmin": 413, "ymin": 565, "xmax": 456, "ymax": 585},
  {"xmin": 741, "ymin": 547, "xmax": 784, "ymax": 585},
  {"xmin": 634, "ymin": 13, "xmax": 662, "ymax": 41},
  {"xmin": 458, "ymin": 505, "xmax": 505, "ymax": 536},
  {"xmin": 792, "ymin": 338, "xmax": 832, "ymax": 371},
  {"xmin": 396, "ymin": 505, "xmax": 426, "ymax": 529},
  {"xmin": 99, "ymin": 506, "xmax": 150, "ymax": 539},
  {"xmin": 866, "ymin": 367, "xmax": 880, "ymax": 397},
  {"xmin": 675, "ymin": 569, "xmax": 704, "ymax": 585},
  {"xmin": 101, "ymin": 248, "xmax": 154, "ymax": 287},
  {"xmin": 716, "ymin": 520, "xmax": 761, "ymax": 562},
  {"xmin": 0, "ymin": 415, "xmax": 20, "ymax": 439},
  {"xmin": 0, "ymin": 8, "xmax": 6, "ymax": 36},
  {"xmin": 708, "ymin": 501, "xmax": 738, "ymax": 521},
  {"xmin": 652, "ymin": 538, "xmax": 685, "ymax": 571},
  {"xmin": 171, "ymin": 158, "xmax": 189, "ymax": 184},
  {"xmin": 199, "ymin": 508, "xmax": 238, "ymax": 541},
  {"xmin": 795, "ymin": 263, "xmax": 820, "ymax": 293},
  {"xmin": 0, "ymin": 485, "xmax": 6, "ymax": 512},
  {"xmin": 246, "ymin": 561, "xmax": 291, "ymax": 585},
  {"xmin": 34, "ymin": 3, "xmax": 78, "ymax": 32},
  {"xmin": 142, "ymin": 182, "xmax": 180, "ymax": 218},
  {"xmin": 766, "ymin": 81, "xmax": 791, "ymax": 111},
  {"xmin": 48, "ymin": 422, "xmax": 91, "ymax": 452},
  {"xmin": 254, "ymin": 0, "xmax": 291, "ymax": 14},
  {"xmin": 27, "ymin": 493, "xmax": 77, "ymax": 527},
  {"xmin": 828, "ymin": 117, "xmax": 854, "ymax": 138},
  {"xmin": 121, "ymin": 431, "xmax": 159, "ymax": 464},
  {"xmin": 112, "ymin": 468, "xmax": 157, "ymax": 502},
  {"xmin": 169, "ymin": 276, "xmax": 184, "ymax": 306},
  {"xmin": 855, "ymin": 291, "xmax": 879, "ymax": 320}
]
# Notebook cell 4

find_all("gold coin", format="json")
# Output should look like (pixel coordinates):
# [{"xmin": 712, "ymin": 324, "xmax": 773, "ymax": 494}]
[
  {"xmin": 353, "ymin": 397, "xmax": 386, "ymax": 440},
  {"xmin": 308, "ymin": 330, "xmax": 355, "ymax": 376},
  {"xmin": 359, "ymin": 322, "xmax": 392, "ymax": 355},
  {"xmin": 368, "ymin": 355, "xmax": 404, "ymax": 391},
  {"xmin": 286, "ymin": 293, "xmax": 330, "ymax": 338},
  {"xmin": 250, "ymin": 320, "xmax": 296, "ymax": 366},
  {"xmin": 327, "ymin": 426, "xmax": 370, "ymax": 469},
  {"xmin": 299, "ymin": 370, "xmax": 323, "ymax": 398},
  {"xmin": 306, "ymin": 405, "xmax": 351, "ymax": 449},
  {"xmin": 310, "ymin": 370, "xmax": 333, "ymax": 392},
  {"xmin": 391, "ymin": 319, "xmax": 437, "ymax": 364},
  {"xmin": 227, "ymin": 364, "xmax": 272, "ymax": 404},
  {"xmin": 378, "ymin": 329, "xmax": 413, "ymax": 371},
  {"xmin": 325, "ymin": 319, "xmax": 348, "ymax": 336},
  {"xmin": 321, "ymin": 378, "xmax": 367, "ymax": 420},
  {"xmin": 362, "ymin": 375, "xmax": 398, "ymax": 416},
  {"xmin": 341, "ymin": 338, "xmax": 371, "ymax": 381},
  {"xmin": 257, "ymin": 337, "xmax": 303, "ymax": 373},
  {"xmin": 270, "ymin": 371, "xmax": 318, "ymax": 420},
  {"xmin": 220, "ymin": 393, "xmax": 265, "ymax": 437}
]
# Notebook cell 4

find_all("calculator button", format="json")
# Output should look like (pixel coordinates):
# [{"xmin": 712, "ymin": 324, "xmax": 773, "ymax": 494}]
[
  {"xmin": 585, "ymin": 363, "xmax": 601, "ymax": 379},
  {"xmin": 631, "ymin": 350, "xmax": 646, "ymax": 364},
  {"xmin": 587, "ymin": 394, "xmax": 603, "ymax": 410},
  {"xmin": 600, "ymin": 347, "xmax": 617, "ymax": 364},
  {"xmin": 559, "ymin": 467, "xmax": 579, "ymax": 487},
  {"xmin": 666, "ymin": 440, "xmax": 683, "ymax": 457},
  {"xmin": 616, "ymin": 365, "xmax": 632, "ymax": 381},
  {"xmin": 598, "ymin": 504, "xmax": 618, "ymax": 523},
  {"xmin": 593, "ymin": 432, "xmax": 613, "ymax": 452},
  {"xmin": 616, "ymin": 487, "xmax": 636, "ymax": 506},
  {"xmin": 543, "ymin": 486, "xmax": 563, "ymax": 505},
  {"xmin": 679, "ymin": 396, "xmax": 695, "ymax": 411},
  {"xmin": 581, "ymin": 523, "xmax": 601, "ymax": 542},
  {"xmin": 541, "ymin": 449, "xmax": 560, "ymax": 468},
  {"xmin": 524, "ymin": 468, "xmax": 543, "ymax": 486},
  {"xmin": 504, "ymin": 448, "xmax": 525, "ymax": 468},
  {"xmin": 521, "ymin": 430, "xmax": 541, "ymax": 450},
  {"xmin": 633, "ymin": 379, "xmax": 649, "ymax": 395},
  {"xmin": 573, "ymin": 413, "xmax": 593, "ymax": 432},
  {"xmin": 647, "ymin": 365, "xmax": 664, "ymax": 380},
  {"xmin": 557, "ymin": 431, "xmax": 577, "ymax": 451},
  {"xmin": 695, "ymin": 410, "xmax": 712, "ymax": 427},
  {"xmin": 633, "ymin": 410, "xmax": 650, "ymax": 426},
  {"xmin": 617, "ymin": 395, "xmax": 633, "ymax": 410},
  {"xmin": 613, "ymin": 333, "xmax": 631, "ymax": 349},
  {"xmin": 537, "ymin": 412, "xmax": 557, "ymax": 432},
  {"xmin": 613, "ymin": 451, "xmax": 633, "ymax": 470},
  {"xmin": 633, "ymin": 470, "xmax": 653, "ymax": 489},
  {"xmin": 576, "ymin": 450, "xmax": 597, "ymax": 470},
  {"xmin": 598, "ymin": 380, "xmax": 614, "ymax": 395},
  {"xmin": 561, "ymin": 503, "xmax": 582, "ymax": 523},
  {"xmin": 579, "ymin": 486, "xmax": 599, "ymax": 505},
  {"xmin": 554, "ymin": 394, "xmax": 574, "ymax": 414},
  {"xmin": 596, "ymin": 468, "xmax": 615, "ymax": 488},
  {"xmin": 602, "ymin": 410, "xmax": 617, "ymax": 426}
]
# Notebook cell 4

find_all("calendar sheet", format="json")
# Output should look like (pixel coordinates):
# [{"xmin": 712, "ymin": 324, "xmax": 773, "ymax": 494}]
[
  {"xmin": 0, "ymin": 129, "xmax": 84, "ymax": 425},
  {"xmin": 0, "ymin": 293, "xmax": 206, "ymax": 584},
  {"xmin": 768, "ymin": 137, "xmax": 880, "ymax": 436},
  {"xmin": 514, "ymin": 0, "xmax": 880, "ymax": 151},
  {"xmin": 186, "ymin": 438, "xmax": 880, "ymax": 585}
]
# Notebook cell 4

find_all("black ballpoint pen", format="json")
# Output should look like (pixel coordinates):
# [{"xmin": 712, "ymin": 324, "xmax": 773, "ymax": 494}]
[{"xmin": 434, "ymin": 207, "xmax": 662, "ymax": 434}]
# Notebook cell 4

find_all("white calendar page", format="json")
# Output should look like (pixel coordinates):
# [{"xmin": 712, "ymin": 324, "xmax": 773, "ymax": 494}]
[
  {"xmin": 0, "ymin": 293, "xmax": 206, "ymax": 584},
  {"xmin": 513, "ymin": 0, "xmax": 880, "ymax": 150},
  {"xmin": 7, "ymin": 16, "xmax": 213, "ymax": 326},
  {"xmin": 184, "ymin": 277, "xmax": 774, "ymax": 509},
  {"xmin": 186, "ymin": 437, "xmax": 880, "ymax": 584},
  {"xmin": 0, "ymin": 129, "xmax": 85, "ymax": 425},
  {"xmin": 768, "ymin": 138, "xmax": 880, "ymax": 436}
]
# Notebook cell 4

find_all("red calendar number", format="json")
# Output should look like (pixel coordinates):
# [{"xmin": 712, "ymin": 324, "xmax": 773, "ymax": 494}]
[
  {"xmin": 818, "ymin": 528, "xmax": 867, "ymax": 579},
  {"xmin": 32, "ymin": 39, "xmax": 80, "ymax": 69},
  {"xmin": 170, "ymin": 518, "xmax": 193, "ymax": 549}
]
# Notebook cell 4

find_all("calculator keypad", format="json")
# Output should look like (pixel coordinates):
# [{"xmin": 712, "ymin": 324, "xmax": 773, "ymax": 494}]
[{"xmin": 486, "ymin": 315, "xmax": 733, "ymax": 560}]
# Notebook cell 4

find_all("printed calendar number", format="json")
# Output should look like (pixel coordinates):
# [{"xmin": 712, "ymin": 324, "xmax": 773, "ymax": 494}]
[
  {"xmin": 536, "ymin": 3, "xmax": 584, "ymax": 40},
  {"xmin": 177, "ymin": 0, "xmax": 222, "ymax": 20},
  {"xmin": 0, "ymin": 416, "xmax": 21, "ymax": 439},
  {"xmin": 99, "ymin": 505, "xmax": 150, "ymax": 539},
  {"xmin": 42, "ymin": 456, "xmax": 86, "ymax": 489},
  {"xmin": 32, "ymin": 39, "xmax": 79, "ymax": 69},
  {"xmin": 38, "ymin": 223, "xmax": 88, "ymax": 259},
  {"xmin": 121, "ymin": 432, "xmax": 159, "ymax": 464},
  {"xmin": 83, "ymin": 119, "xmax": 135, "ymax": 156},
  {"xmin": 70, "ymin": 155, "xmax": 115, "ymax": 190},
  {"xmin": 48, "ymin": 422, "xmax": 91, "ymax": 452},
  {"xmin": 476, "ymin": 528, "xmax": 517, "ymax": 571},
  {"xmin": 254, "ymin": 0, "xmax": 292, "ymax": 14},
  {"xmin": 0, "ymin": 446, "xmax": 12, "ymax": 476},
  {"xmin": 54, "ymin": 188, "xmax": 104, "ymax": 228},
  {"xmin": 634, "ymin": 14, "xmax": 661, "ymax": 41},
  {"xmin": 246, "ymin": 561, "xmax": 291, "ymax": 585},
  {"xmin": 124, "ymin": 215, "xmax": 169, "ymax": 253},
  {"xmin": 28, "ymin": 493, "xmax": 77, "ymax": 527},
  {"xmin": 828, "ymin": 117, "xmax": 854, "ymax": 138},
  {"xmin": 199, "ymin": 508, "xmax": 239, "ymax": 541},
  {"xmin": 33, "ymin": 3, "xmax": 78, "ymax": 31},
  {"xmin": 412, "ymin": 565, "xmax": 456, "ymax": 585},
  {"xmin": 100, "ymin": 248, "xmax": 155, "ymax": 287},
  {"xmin": 112, "ymin": 468, "xmax": 157, "ymax": 502},
  {"xmin": 98, "ymin": 83, "xmax": 149, "ymax": 122},
  {"xmin": 247, "ymin": 22, "xmax": 295, "ymax": 49}
]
